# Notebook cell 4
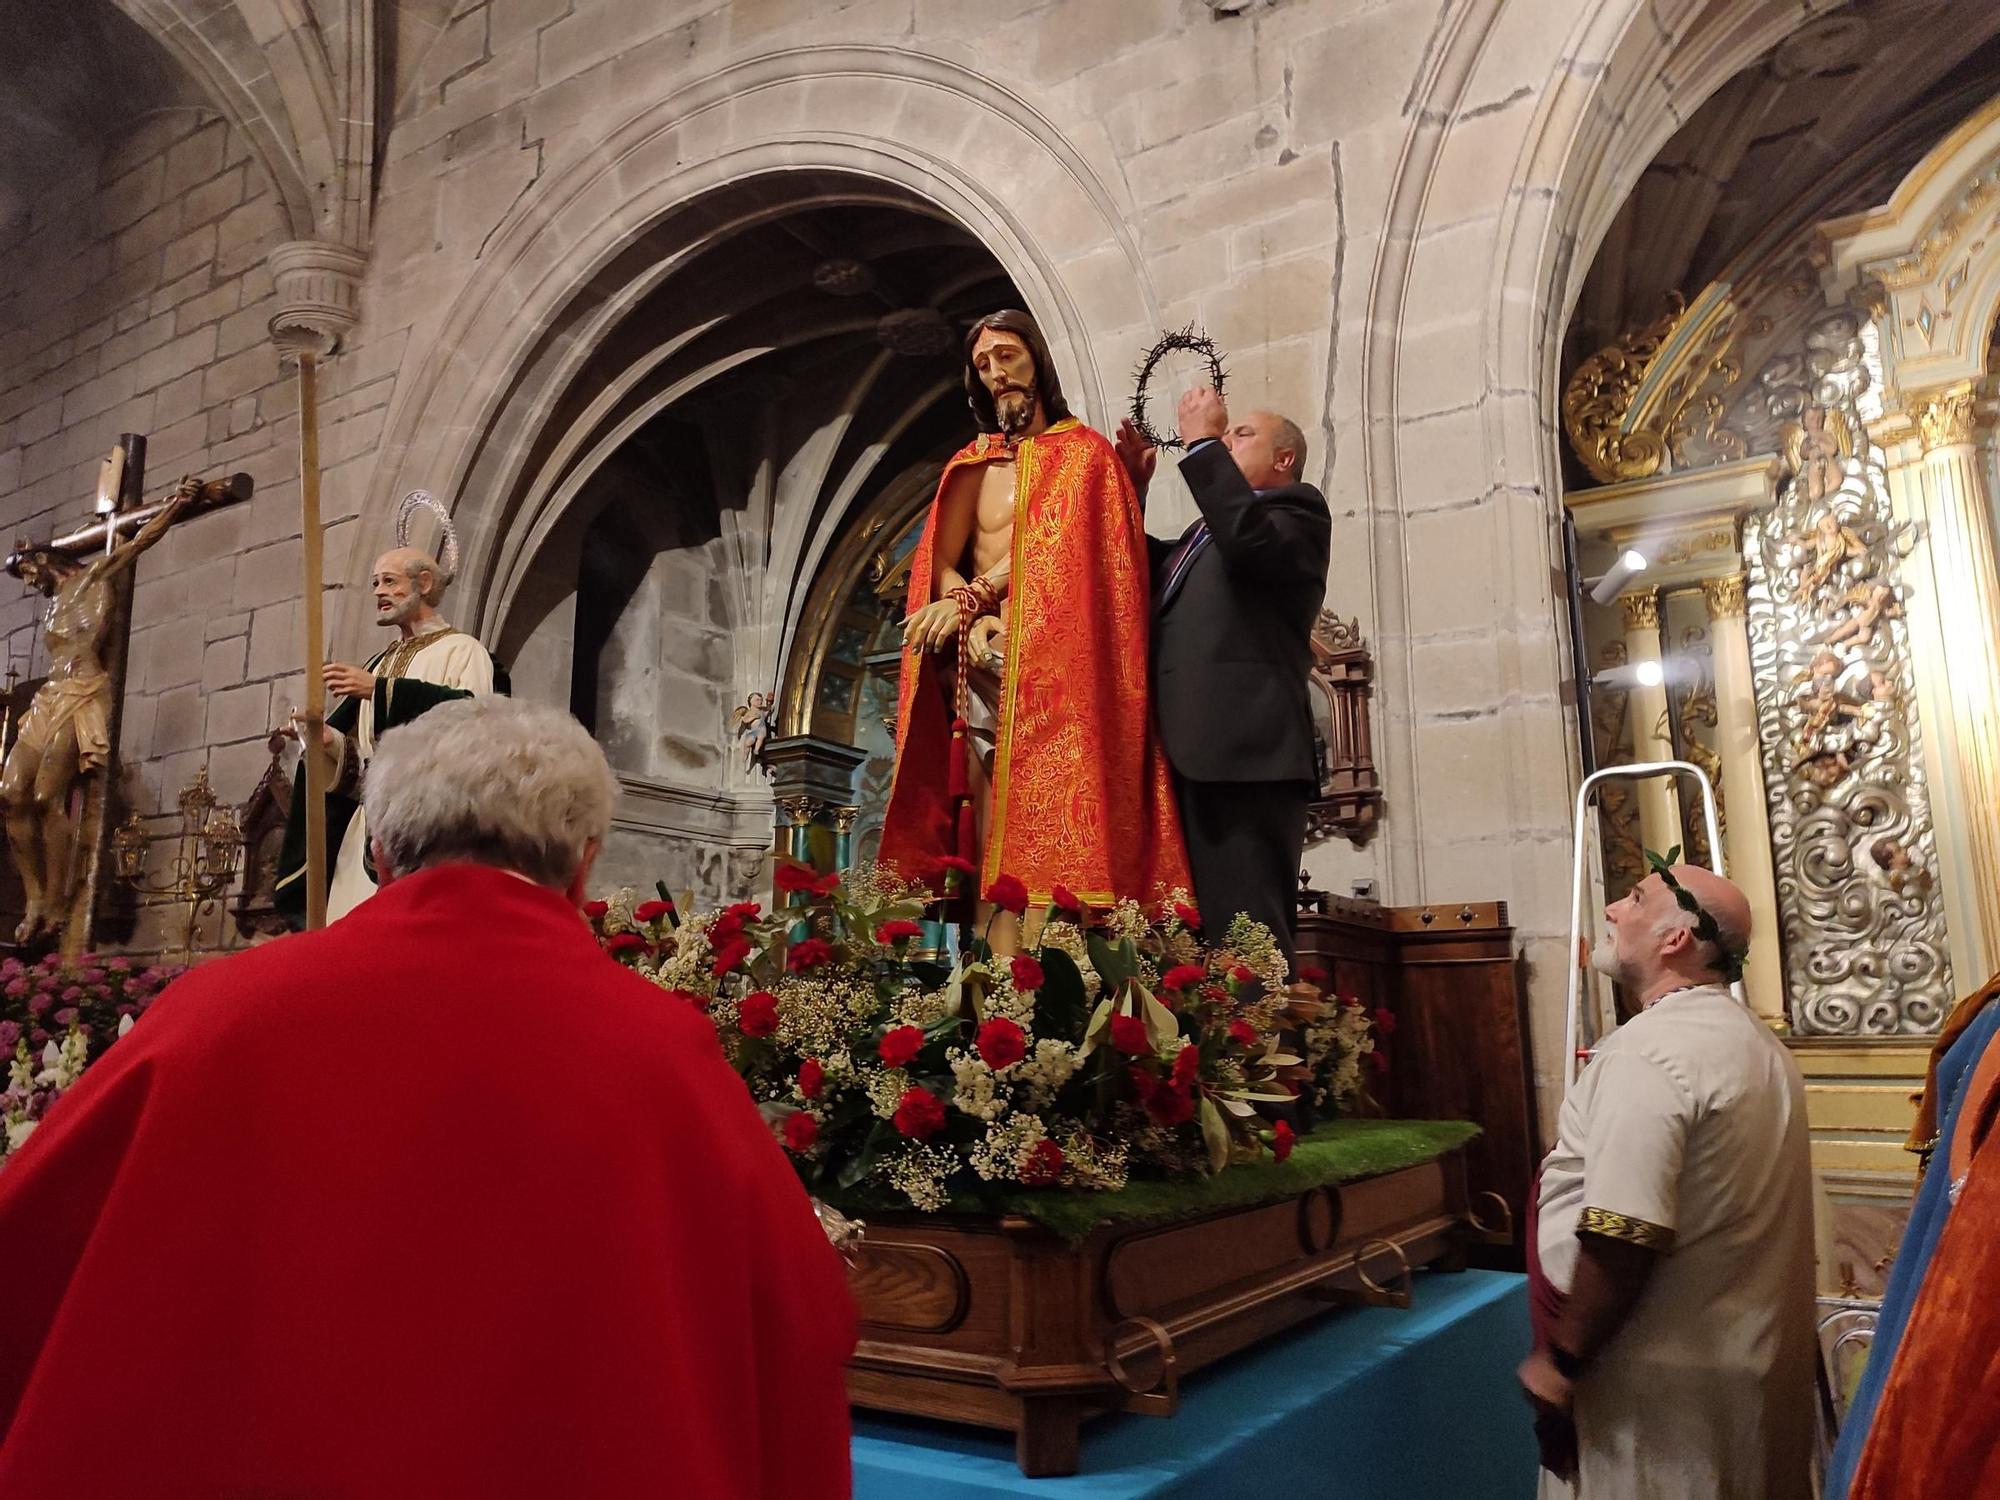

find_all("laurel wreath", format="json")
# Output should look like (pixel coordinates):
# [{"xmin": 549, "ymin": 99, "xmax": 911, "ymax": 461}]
[{"xmin": 1129, "ymin": 324, "xmax": 1229, "ymax": 451}]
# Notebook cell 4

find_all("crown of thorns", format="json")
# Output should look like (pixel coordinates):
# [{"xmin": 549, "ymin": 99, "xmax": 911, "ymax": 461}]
[
  {"xmin": 1644, "ymin": 846, "xmax": 1747, "ymax": 982},
  {"xmin": 1128, "ymin": 324, "xmax": 1229, "ymax": 451}
]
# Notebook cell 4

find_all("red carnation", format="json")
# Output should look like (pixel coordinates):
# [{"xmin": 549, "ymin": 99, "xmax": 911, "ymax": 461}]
[
  {"xmin": 1370, "ymin": 1047, "xmax": 1390, "ymax": 1075},
  {"xmin": 1373, "ymin": 1005, "xmax": 1398, "ymax": 1036},
  {"xmin": 1228, "ymin": 1017, "xmax": 1259, "ymax": 1048},
  {"xmin": 1147, "ymin": 1083, "xmax": 1195, "ymax": 1128},
  {"xmin": 711, "ymin": 936, "xmax": 752, "ymax": 977},
  {"xmin": 1272, "ymin": 1119, "xmax": 1296, "ymax": 1163},
  {"xmin": 893, "ymin": 1086, "xmax": 947, "ymax": 1139},
  {"xmin": 583, "ymin": 900, "xmax": 609, "ymax": 920},
  {"xmin": 1161, "ymin": 963, "xmax": 1207, "ymax": 993},
  {"xmin": 798, "ymin": 1057, "xmax": 825, "ymax": 1099},
  {"xmin": 784, "ymin": 1111, "xmax": 819, "ymax": 1153},
  {"xmin": 977, "ymin": 1016, "xmax": 1028, "ymax": 1070},
  {"xmin": 605, "ymin": 932, "xmax": 646, "ymax": 957},
  {"xmin": 634, "ymin": 899, "xmax": 673, "ymax": 923},
  {"xmin": 1230, "ymin": 964, "xmax": 1256, "ymax": 985},
  {"xmin": 878, "ymin": 1024, "xmax": 925, "ymax": 1069},
  {"xmin": 725, "ymin": 900, "xmax": 762, "ymax": 919},
  {"xmin": 812, "ymin": 871, "xmax": 843, "ymax": 898},
  {"xmin": 1050, "ymin": 885, "xmax": 1082, "ymax": 915},
  {"xmin": 1171, "ymin": 1044, "xmax": 1201, "ymax": 1088},
  {"xmin": 787, "ymin": 937, "xmax": 833, "ymax": 972},
  {"xmin": 711, "ymin": 911, "xmax": 745, "ymax": 942},
  {"xmin": 1018, "ymin": 1137, "xmax": 1065, "ymax": 1187},
  {"xmin": 1173, "ymin": 902, "xmax": 1202, "ymax": 931},
  {"xmin": 986, "ymin": 873, "xmax": 1029, "ymax": 915},
  {"xmin": 1009, "ymin": 953, "xmax": 1045, "ymax": 991},
  {"xmin": 876, "ymin": 919, "xmax": 924, "ymax": 945},
  {"xmin": 1110, "ymin": 1013, "xmax": 1152, "ymax": 1055},
  {"xmin": 738, "ymin": 990, "xmax": 779, "ymax": 1038},
  {"xmin": 774, "ymin": 862, "xmax": 820, "ymax": 894},
  {"xmin": 1299, "ymin": 965, "xmax": 1329, "ymax": 986}
]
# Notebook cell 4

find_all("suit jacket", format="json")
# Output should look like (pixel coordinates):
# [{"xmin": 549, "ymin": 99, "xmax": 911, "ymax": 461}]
[
  {"xmin": 0, "ymin": 865, "xmax": 857, "ymax": 1499},
  {"xmin": 1150, "ymin": 440, "xmax": 1330, "ymax": 783}
]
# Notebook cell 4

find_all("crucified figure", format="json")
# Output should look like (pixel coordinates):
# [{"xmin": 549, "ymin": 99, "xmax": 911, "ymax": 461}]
[{"xmin": 1, "ymin": 484, "xmax": 193, "ymax": 942}]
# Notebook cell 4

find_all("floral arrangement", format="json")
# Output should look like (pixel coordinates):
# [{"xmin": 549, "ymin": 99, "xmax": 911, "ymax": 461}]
[
  {"xmin": 586, "ymin": 864, "xmax": 1381, "ymax": 1212},
  {"xmin": 1, "ymin": 953, "xmax": 182, "ymax": 1162}
]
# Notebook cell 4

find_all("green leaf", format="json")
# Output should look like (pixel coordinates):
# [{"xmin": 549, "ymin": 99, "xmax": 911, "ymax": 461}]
[
  {"xmin": 1197, "ymin": 1095, "xmax": 1231, "ymax": 1175},
  {"xmin": 838, "ymin": 1120, "xmax": 895, "ymax": 1189},
  {"xmin": 1078, "ymin": 996, "xmax": 1114, "ymax": 1059},
  {"xmin": 1086, "ymin": 932, "xmax": 1133, "ymax": 987},
  {"xmin": 1035, "ymin": 948, "xmax": 1090, "ymax": 1036},
  {"xmin": 1140, "ymin": 988, "xmax": 1180, "ymax": 1050}
]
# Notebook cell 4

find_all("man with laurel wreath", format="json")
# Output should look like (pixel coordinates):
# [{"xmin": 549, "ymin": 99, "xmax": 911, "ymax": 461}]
[
  {"xmin": 877, "ymin": 309, "xmax": 1189, "ymax": 915},
  {"xmin": 273, "ymin": 492, "xmax": 500, "ymax": 926}
]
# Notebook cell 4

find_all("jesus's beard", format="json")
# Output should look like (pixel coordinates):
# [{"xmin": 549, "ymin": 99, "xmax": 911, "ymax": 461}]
[
  {"xmin": 1588, "ymin": 932, "xmax": 1626, "ymax": 985},
  {"xmin": 994, "ymin": 387, "xmax": 1036, "ymax": 438}
]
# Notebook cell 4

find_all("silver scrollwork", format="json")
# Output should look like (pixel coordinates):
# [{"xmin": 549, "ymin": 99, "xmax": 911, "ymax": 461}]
[{"xmin": 1743, "ymin": 308, "xmax": 1951, "ymax": 1034}]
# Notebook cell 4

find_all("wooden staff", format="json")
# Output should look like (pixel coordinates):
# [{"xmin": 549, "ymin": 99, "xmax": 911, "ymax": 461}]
[{"xmin": 296, "ymin": 352, "xmax": 328, "ymax": 930}]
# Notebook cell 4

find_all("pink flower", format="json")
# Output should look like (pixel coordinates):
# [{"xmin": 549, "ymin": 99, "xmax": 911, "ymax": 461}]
[
  {"xmin": 878, "ymin": 1025, "xmax": 925, "ymax": 1069},
  {"xmin": 976, "ymin": 1017, "xmax": 1027, "ymax": 1070},
  {"xmin": 738, "ymin": 990, "xmax": 779, "ymax": 1038}
]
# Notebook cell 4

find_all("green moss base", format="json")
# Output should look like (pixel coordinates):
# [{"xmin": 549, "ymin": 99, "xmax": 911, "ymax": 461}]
[{"xmin": 834, "ymin": 1119, "xmax": 1481, "ymax": 1244}]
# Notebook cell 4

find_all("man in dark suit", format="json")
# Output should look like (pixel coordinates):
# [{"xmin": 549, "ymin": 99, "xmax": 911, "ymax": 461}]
[{"xmin": 1119, "ymin": 390, "xmax": 1330, "ymax": 963}]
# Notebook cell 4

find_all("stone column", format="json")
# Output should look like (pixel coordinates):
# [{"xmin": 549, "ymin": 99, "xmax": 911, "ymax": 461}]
[
  {"xmin": 1702, "ymin": 573, "xmax": 1786, "ymax": 1027},
  {"xmin": 1904, "ymin": 383, "xmax": 2000, "ymax": 975},
  {"xmin": 1620, "ymin": 590, "xmax": 1683, "ymax": 857}
]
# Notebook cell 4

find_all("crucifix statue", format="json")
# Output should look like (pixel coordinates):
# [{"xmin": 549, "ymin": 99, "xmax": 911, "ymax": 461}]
[{"xmin": 1, "ymin": 434, "xmax": 250, "ymax": 949}]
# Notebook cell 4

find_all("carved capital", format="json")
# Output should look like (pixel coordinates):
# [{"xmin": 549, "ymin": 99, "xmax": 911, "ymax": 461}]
[
  {"xmin": 267, "ymin": 239, "xmax": 368, "ymax": 358},
  {"xmin": 779, "ymin": 795, "xmax": 825, "ymax": 828},
  {"xmin": 1914, "ymin": 382, "xmax": 1977, "ymax": 452},
  {"xmin": 1619, "ymin": 590, "xmax": 1661, "ymax": 632},
  {"xmin": 831, "ymin": 805, "xmax": 861, "ymax": 834},
  {"xmin": 1702, "ymin": 573, "xmax": 1748, "ymax": 619}
]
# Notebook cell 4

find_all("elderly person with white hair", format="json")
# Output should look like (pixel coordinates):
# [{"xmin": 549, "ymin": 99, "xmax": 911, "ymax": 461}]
[
  {"xmin": 0, "ymin": 698, "xmax": 859, "ymax": 1500},
  {"xmin": 1521, "ymin": 856, "xmax": 1815, "ymax": 1500},
  {"xmin": 274, "ymin": 527, "xmax": 500, "ymax": 927}
]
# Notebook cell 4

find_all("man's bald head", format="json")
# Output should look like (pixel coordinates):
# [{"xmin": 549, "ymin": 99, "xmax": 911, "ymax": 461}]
[
  {"xmin": 1221, "ymin": 410, "xmax": 1310, "ymax": 489},
  {"xmin": 1593, "ymin": 862, "xmax": 1753, "ymax": 1002}
]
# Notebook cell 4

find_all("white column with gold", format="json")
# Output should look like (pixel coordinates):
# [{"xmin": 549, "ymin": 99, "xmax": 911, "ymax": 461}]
[
  {"xmin": 1619, "ymin": 589, "xmax": 1684, "ymax": 857},
  {"xmin": 1701, "ymin": 572, "xmax": 1786, "ymax": 1026}
]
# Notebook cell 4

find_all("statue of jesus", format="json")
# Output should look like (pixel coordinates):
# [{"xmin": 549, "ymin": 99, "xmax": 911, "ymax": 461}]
[{"xmin": 877, "ymin": 309, "xmax": 1189, "ymax": 913}]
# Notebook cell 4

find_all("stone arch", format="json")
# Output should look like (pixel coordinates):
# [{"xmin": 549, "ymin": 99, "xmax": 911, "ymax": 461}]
[
  {"xmin": 111, "ymin": 0, "xmax": 358, "ymax": 240},
  {"xmin": 351, "ymin": 44, "xmax": 1162, "ymax": 656}
]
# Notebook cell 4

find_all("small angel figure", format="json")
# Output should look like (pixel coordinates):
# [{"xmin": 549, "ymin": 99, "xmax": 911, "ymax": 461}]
[
  {"xmin": 730, "ymin": 690, "xmax": 775, "ymax": 776},
  {"xmin": 1794, "ymin": 510, "xmax": 1870, "ymax": 604}
]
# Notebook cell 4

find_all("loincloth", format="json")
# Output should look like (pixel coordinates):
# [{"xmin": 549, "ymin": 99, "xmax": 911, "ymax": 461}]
[{"xmin": 14, "ymin": 672, "xmax": 112, "ymax": 772}]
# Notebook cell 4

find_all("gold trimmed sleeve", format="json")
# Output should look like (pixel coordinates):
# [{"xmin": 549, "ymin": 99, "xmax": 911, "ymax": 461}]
[{"xmin": 1578, "ymin": 1206, "xmax": 1675, "ymax": 1250}]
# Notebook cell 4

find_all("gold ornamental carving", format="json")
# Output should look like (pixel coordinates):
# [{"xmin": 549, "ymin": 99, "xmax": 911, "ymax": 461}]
[
  {"xmin": 1702, "ymin": 574, "xmax": 1748, "ymax": 620},
  {"xmin": 1914, "ymin": 383, "xmax": 1977, "ymax": 452},
  {"xmin": 1619, "ymin": 591, "xmax": 1661, "ymax": 632},
  {"xmin": 1562, "ymin": 293, "xmax": 1747, "ymax": 486},
  {"xmin": 1563, "ymin": 299, "xmax": 1684, "ymax": 485}
]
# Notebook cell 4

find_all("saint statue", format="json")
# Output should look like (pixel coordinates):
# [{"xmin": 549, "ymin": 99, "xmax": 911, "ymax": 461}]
[
  {"xmin": 877, "ymin": 309, "xmax": 1189, "ymax": 911},
  {"xmin": 1, "ymin": 484, "xmax": 195, "ymax": 943},
  {"xmin": 274, "ymin": 493, "xmax": 500, "ymax": 926}
]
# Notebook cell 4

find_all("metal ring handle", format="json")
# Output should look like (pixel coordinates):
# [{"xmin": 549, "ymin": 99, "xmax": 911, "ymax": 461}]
[
  {"xmin": 1106, "ymin": 1315, "xmax": 1179, "ymax": 1401},
  {"xmin": 1355, "ymin": 1237, "xmax": 1412, "ymax": 1299},
  {"xmin": 1467, "ymin": 1189, "xmax": 1516, "ymax": 1242}
]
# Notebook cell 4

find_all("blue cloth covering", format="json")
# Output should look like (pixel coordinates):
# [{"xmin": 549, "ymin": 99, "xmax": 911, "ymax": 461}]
[
  {"xmin": 852, "ymin": 1268, "xmax": 1533, "ymax": 1500},
  {"xmin": 1825, "ymin": 1001, "xmax": 2000, "ymax": 1499}
]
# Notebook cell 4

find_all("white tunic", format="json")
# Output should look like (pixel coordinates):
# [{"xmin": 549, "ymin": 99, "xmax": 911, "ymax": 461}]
[
  {"xmin": 1536, "ymin": 983, "xmax": 1816, "ymax": 1500},
  {"xmin": 325, "ymin": 622, "xmax": 495, "ymax": 921}
]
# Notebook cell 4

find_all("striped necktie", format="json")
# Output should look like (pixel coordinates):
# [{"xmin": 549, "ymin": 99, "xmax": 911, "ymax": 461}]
[{"xmin": 1157, "ymin": 520, "xmax": 1210, "ymax": 608}]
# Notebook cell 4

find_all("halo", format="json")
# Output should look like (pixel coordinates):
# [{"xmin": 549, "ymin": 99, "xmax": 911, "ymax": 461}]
[
  {"xmin": 1129, "ymin": 324, "xmax": 1228, "ymax": 451},
  {"xmin": 394, "ymin": 489, "xmax": 460, "ymax": 581}
]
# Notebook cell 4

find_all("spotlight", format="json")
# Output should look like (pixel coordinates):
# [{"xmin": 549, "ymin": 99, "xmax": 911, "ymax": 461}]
[
  {"xmin": 1634, "ymin": 659, "xmax": 1665, "ymax": 689},
  {"xmin": 1586, "ymin": 548, "xmax": 1649, "ymax": 606},
  {"xmin": 1590, "ymin": 657, "xmax": 1671, "ymax": 691}
]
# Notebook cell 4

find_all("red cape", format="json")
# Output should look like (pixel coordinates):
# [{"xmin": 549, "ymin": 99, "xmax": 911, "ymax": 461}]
[
  {"xmin": 0, "ymin": 866, "xmax": 856, "ymax": 1498},
  {"xmin": 878, "ymin": 420, "xmax": 1190, "ymax": 904}
]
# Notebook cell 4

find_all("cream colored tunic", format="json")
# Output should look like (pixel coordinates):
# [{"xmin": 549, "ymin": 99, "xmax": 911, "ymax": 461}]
[
  {"xmin": 325, "ymin": 622, "xmax": 495, "ymax": 921},
  {"xmin": 1536, "ymin": 984, "xmax": 1816, "ymax": 1500}
]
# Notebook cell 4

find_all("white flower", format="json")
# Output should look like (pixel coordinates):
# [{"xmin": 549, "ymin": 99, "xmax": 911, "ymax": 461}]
[
  {"xmin": 117, "ymin": 1014, "xmax": 134, "ymax": 1038},
  {"xmin": 4, "ymin": 1117, "xmax": 36, "ymax": 1155}
]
